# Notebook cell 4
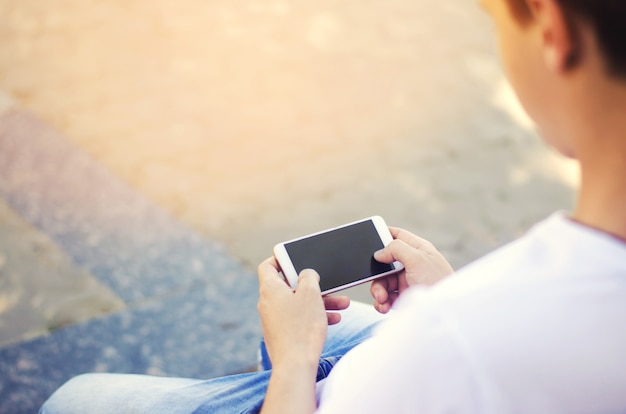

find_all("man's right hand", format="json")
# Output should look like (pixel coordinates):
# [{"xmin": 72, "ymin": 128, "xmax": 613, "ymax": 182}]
[{"xmin": 370, "ymin": 227, "xmax": 454, "ymax": 313}]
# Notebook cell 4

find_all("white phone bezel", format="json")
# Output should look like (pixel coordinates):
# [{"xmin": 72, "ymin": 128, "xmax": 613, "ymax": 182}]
[{"xmin": 273, "ymin": 215, "xmax": 403, "ymax": 295}]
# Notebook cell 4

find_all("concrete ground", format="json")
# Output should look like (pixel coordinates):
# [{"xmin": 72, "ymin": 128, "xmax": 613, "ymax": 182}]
[{"xmin": 0, "ymin": 0, "xmax": 578, "ymax": 407}]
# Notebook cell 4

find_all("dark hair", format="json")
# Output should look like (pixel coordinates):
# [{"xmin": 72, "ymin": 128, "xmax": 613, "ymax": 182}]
[
  {"xmin": 558, "ymin": 0, "xmax": 626, "ymax": 77},
  {"xmin": 506, "ymin": 0, "xmax": 626, "ymax": 78}
]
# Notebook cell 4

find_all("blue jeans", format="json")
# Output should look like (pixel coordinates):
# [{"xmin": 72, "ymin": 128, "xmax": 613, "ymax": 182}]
[{"xmin": 40, "ymin": 301, "xmax": 386, "ymax": 414}]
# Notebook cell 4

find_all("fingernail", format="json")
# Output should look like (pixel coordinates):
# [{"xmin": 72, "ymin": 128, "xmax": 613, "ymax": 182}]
[{"xmin": 374, "ymin": 249, "xmax": 383, "ymax": 258}]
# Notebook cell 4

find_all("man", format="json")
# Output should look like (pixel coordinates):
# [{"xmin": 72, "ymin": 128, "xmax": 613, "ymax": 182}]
[
  {"xmin": 258, "ymin": 0, "xmax": 626, "ymax": 411},
  {"xmin": 42, "ymin": 0, "xmax": 626, "ymax": 412}
]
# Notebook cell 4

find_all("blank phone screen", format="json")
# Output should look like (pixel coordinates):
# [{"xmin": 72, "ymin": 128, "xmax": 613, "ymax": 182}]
[{"xmin": 284, "ymin": 220, "xmax": 394, "ymax": 292}]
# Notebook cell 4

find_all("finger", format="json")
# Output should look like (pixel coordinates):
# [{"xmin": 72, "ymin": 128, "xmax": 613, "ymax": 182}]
[
  {"xmin": 258, "ymin": 257, "xmax": 281, "ymax": 277},
  {"xmin": 375, "ymin": 239, "xmax": 424, "ymax": 266},
  {"xmin": 257, "ymin": 257, "xmax": 294, "ymax": 303},
  {"xmin": 260, "ymin": 256, "xmax": 280, "ymax": 272},
  {"xmin": 374, "ymin": 300, "xmax": 392, "ymax": 314},
  {"xmin": 327, "ymin": 312, "xmax": 342, "ymax": 325},
  {"xmin": 388, "ymin": 227, "xmax": 434, "ymax": 251},
  {"xmin": 371, "ymin": 276, "xmax": 389, "ymax": 292},
  {"xmin": 374, "ymin": 290, "xmax": 399, "ymax": 314},
  {"xmin": 257, "ymin": 257, "xmax": 285, "ymax": 287},
  {"xmin": 371, "ymin": 278, "xmax": 390, "ymax": 304},
  {"xmin": 385, "ymin": 276, "xmax": 399, "ymax": 292},
  {"xmin": 371, "ymin": 275, "xmax": 398, "ymax": 297},
  {"xmin": 324, "ymin": 295, "xmax": 350, "ymax": 311}
]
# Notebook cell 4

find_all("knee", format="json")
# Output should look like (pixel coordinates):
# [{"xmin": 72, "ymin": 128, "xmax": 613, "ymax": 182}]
[{"xmin": 40, "ymin": 373, "xmax": 107, "ymax": 414}]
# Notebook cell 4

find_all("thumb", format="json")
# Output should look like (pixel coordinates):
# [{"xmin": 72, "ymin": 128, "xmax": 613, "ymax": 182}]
[
  {"xmin": 297, "ymin": 269, "xmax": 322, "ymax": 294},
  {"xmin": 375, "ymin": 239, "xmax": 415, "ymax": 265}
]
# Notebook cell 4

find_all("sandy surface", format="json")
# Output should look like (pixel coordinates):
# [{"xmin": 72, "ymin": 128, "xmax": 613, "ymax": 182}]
[{"xmin": 0, "ymin": 0, "xmax": 577, "ymax": 319}]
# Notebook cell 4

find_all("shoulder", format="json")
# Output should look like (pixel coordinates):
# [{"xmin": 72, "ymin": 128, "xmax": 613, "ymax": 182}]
[
  {"xmin": 400, "ymin": 211, "xmax": 626, "ymax": 312},
  {"xmin": 395, "ymin": 212, "xmax": 626, "ymax": 360}
]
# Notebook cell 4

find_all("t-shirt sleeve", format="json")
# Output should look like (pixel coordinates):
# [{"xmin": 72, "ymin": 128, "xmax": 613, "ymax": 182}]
[{"xmin": 316, "ymin": 293, "xmax": 487, "ymax": 413}]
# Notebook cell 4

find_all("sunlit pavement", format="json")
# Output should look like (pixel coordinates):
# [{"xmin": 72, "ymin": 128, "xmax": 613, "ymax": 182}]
[{"xmin": 0, "ymin": 1, "xmax": 577, "ymax": 412}]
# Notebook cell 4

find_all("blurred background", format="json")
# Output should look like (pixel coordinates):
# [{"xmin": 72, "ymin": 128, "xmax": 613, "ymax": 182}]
[{"xmin": 1, "ymin": 0, "xmax": 577, "ymax": 358}]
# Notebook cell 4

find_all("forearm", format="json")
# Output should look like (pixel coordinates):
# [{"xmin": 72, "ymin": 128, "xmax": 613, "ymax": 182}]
[{"xmin": 261, "ymin": 361, "xmax": 318, "ymax": 414}]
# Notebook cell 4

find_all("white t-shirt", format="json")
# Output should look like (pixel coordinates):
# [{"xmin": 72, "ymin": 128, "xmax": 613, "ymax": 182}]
[{"xmin": 317, "ymin": 213, "xmax": 626, "ymax": 413}]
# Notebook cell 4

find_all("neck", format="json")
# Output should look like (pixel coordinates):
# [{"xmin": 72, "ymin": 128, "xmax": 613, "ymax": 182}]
[
  {"xmin": 571, "ymin": 81, "xmax": 626, "ymax": 242},
  {"xmin": 574, "ymin": 167, "xmax": 626, "ymax": 243},
  {"xmin": 551, "ymin": 36, "xmax": 626, "ymax": 242}
]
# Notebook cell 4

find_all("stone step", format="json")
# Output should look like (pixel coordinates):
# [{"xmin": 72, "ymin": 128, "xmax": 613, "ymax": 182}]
[
  {"xmin": 0, "ymin": 284, "xmax": 260, "ymax": 413},
  {"xmin": 0, "ymin": 107, "xmax": 261, "ymax": 413}
]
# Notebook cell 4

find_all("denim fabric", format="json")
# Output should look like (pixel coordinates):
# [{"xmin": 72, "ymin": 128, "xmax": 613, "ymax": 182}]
[{"xmin": 40, "ymin": 302, "xmax": 386, "ymax": 414}]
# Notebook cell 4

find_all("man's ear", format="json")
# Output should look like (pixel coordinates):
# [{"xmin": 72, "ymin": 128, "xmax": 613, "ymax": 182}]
[{"xmin": 526, "ymin": 0, "xmax": 580, "ymax": 73}]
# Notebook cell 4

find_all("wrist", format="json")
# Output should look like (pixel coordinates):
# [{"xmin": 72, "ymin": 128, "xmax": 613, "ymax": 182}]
[
  {"xmin": 263, "ymin": 359, "xmax": 319, "ymax": 414},
  {"xmin": 272, "ymin": 355, "xmax": 319, "ymax": 377}
]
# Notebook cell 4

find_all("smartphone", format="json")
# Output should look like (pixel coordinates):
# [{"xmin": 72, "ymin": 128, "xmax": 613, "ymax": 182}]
[{"xmin": 273, "ymin": 216, "xmax": 403, "ymax": 295}]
